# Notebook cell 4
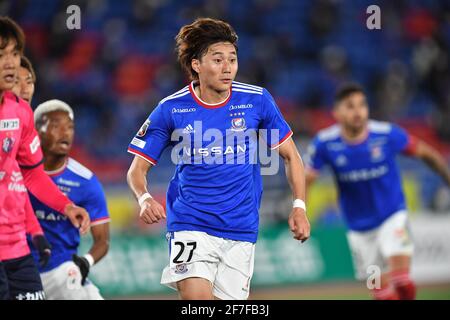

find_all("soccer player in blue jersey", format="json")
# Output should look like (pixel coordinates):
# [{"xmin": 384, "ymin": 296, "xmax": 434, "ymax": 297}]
[
  {"xmin": 305, "ymin": 83, "xmax": 450, "ymax": 300},
  {"xmin": 28, "ymin": 99, "xmax": 110, "ymax": 299},
  {"xmin": 127, "ymin": 18, "xmax": 310, "ymax": 300}
]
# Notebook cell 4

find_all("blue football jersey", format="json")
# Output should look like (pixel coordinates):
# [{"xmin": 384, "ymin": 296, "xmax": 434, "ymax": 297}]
[
  {"xmin": 28, "ymin": 158, "xmax": 110, "ymax": 272},
  {"xmin": 306, "ymin": 121, "xmax": 416, "ymax": 231},
  {"xmin": 128, "ymin": 81, "xmax": 292, "ymax": 243}
]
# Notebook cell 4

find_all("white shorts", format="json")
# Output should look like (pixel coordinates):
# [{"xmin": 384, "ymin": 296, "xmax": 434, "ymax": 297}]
[
  {"xmin": 347, "ymin": 210, "xmax": 414, "ymax": 280},
  {"xmin": 40, "ymin": 261, "xmax": 103, "ymax": 300},
  {"xmin": 161, "ymin": 231, "xmax": 255, "ymax": 300}
]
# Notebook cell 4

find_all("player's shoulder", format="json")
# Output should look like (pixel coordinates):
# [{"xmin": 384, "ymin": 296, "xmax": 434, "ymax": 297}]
[
  {"xmin": 232, "ymin": 81, "xmax": 265, "ymax": 96},
  {"xmin": 368, "ymin": 120, "xmax": 394, "ymax": 135},
  {"xmin": 158, "ymin": 85, "xmax": 191, "ymax": 106},
  {"xmin": 316, "ymin": 124, "xmax": 341, "ymax": 143},
  {"xmin": 3, "ymin": 91, "xmax": 20, "ymax": 105},
  {"xmin": 66, "ymin": 158, "xmax": 95, "ymax": 181},
  {"xmin": 3, "ymin": 91, "xmax": 31, "ymax": 115}
]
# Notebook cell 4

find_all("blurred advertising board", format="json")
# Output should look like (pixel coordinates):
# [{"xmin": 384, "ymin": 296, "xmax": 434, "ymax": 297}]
[{"xmin": 410, "ymin": 214, "xmax": 450, "ymax": 284}]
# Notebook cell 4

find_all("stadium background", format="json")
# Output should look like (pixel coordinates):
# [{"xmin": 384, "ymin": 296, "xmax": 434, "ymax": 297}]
[{"xmin": 2, "ymin": 0, "xmax": 450, "ymax": 299}]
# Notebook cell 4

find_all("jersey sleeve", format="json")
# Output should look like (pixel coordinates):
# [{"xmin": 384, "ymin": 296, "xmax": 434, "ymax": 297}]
[
  {"xmin": 305, "ymin": 136, "xmax": 328, "ymax": 171},
  {"xmin": 17, "ymin": 101, "xmax": 43, "ymax": 168},
  {"xmin": 23, "ymin": 164, "xmax": 72, "ymax": 214},
  {"xmin": 259, "ymin": 89, "xmax": 293, "ymax": 149},
  {"xmin": 389, "ymin": 124, "xmax": 419, "ymax": 155},
  {"xmin": 25, "ymin": 197, "xmax": 43, "ymax": 236},
  {"xmin": 127, "ymin": 103, "xmax": 172, "ymax": 165},
  {"xmin": 81, "ymin": 175, "xmax": 110, "ymax": 226}
]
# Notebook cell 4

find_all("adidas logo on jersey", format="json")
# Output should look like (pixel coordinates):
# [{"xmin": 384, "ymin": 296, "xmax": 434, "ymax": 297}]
[{"xmin": 183, "ymin": 124, "xmax": 195, "ymax": 134}]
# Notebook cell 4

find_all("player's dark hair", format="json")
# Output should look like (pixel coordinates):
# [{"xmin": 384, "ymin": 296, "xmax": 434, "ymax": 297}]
[
  {"xmin": 334, "ymin": 83, "xmax": 365, "ymax": 105},
  {"xmin": 20, "ymin": 56, "xmax": 36, "ymax": 83},
  {"xmin": 0, "ymin": 16, "xmax": 25, "ymax": 53},
  {"xmin": 175, "ymin": 17, "xmax": 238, "ymax": 81}
]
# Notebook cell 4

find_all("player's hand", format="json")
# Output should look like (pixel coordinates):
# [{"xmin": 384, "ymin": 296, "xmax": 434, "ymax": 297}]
[
  {"xmin": 32, "ymin": 234, "xmax": 52, "ymax": 268},
  {"xmin": 139, "ymin": 198, "xmax": 166, "ymax": 224},
  {"xmin": 288, "ymin": 208, "xmax": 310, "ymax": 242},
  {"xmin": 64, "ymin": 203, "xmax": 90, "ymax": 235},
  {"xmin": 72, "ymin": 254, "xmax": 90, "ymax": 286}
]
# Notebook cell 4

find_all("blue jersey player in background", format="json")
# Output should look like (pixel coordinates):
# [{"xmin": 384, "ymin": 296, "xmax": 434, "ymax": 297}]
[
  {"xmin": 28, "ymin": 100, "xmax": 110, "ymax": 300},
  {"xmin": 305, "ymin": 83, "xmax": 450, "ymax": 300},
  {"xmin": 127, "ymin": 18, "xmax": 310, "ymax": 300}
]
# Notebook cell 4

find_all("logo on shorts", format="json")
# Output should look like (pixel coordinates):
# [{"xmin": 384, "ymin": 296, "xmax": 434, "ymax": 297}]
[
  {"xmin": 395, "ymin": 227, "xmax": 410, "ymax": 245},
  {"xmin": 2, "ymin": 136, "xmax": 15, "ymax": 153},
  {"xmin": 174, "ymin": 263, "xmax": 188, "ymax": 274},
  {"xmin": 66, "ymin": 266, "xmax": 82, "ymax": 290},
  {"xmin": 242, "ymin": 277, "xmax": 251, "ymax": 292}
]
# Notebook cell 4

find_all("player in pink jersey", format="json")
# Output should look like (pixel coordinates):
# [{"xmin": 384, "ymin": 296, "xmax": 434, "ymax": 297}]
[
  {"xmin": 0, "ymin": 16, "xmax": 90, "ymax": 300},
  {"xmin": 11, "ymin": 55, "xmax": 53, "ymax": 270}
]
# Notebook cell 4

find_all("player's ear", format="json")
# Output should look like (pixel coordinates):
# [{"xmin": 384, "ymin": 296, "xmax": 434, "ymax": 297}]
[
  {"xmin": 191, "ymin": 59, "xmax": 200, "ymax": 75},
  {"xmin": 332, "ymin": 103, "xmax": 340, "ymax": 121}
]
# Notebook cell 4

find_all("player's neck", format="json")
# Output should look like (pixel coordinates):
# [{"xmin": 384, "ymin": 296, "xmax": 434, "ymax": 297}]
[
  {"xmin": 194, "ymin": 82, "xmax": 229, "ymax": 104},
  {"xmin": 341, "ymin": 126, "xmax": 368, "ymax": 144},
  {"xmin": 43, "ymin": 154, "xmax": 68, "ymax": 173}
]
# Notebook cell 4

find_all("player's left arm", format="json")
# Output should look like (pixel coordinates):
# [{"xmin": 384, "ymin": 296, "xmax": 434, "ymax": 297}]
[
  {"xmin": 408, "ymin": 139, "xmax": 450, "ymax": 186},
  {"xmin": 72, "ymin": 177, "xmax": 110, "ymax": 285},
  {"xmin": 277, "ymin": 137, "xmax": 311, "ymax": 242},
  {"xmin": 25, "ymin": 198, "xmax": 52, "ymax": 268},
  {"xmin": 72, "ymin": 222, "xmax": 110, "ymax": 286},
  {"xmin": 87, "ymin": 222, "xmax": 110, "ymax": 263}
]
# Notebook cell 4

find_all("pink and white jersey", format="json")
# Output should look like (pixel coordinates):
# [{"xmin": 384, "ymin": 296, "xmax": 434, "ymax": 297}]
[{"xmin": 0, "ymin": 91, "xmax": 43, "ymax": 260}]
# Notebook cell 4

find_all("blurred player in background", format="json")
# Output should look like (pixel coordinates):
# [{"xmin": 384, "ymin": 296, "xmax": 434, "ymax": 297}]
[
  {"xmin": 13, "ymin": 55, "xmax": 35, "ymax": 104},
  {"xmin": 127, "ymin": 17, "xmax": 310, "ymax": 300},
  {"xmin": 29, "ymin": 99, "xmax": 110, "ymax": 300},
  {"xmin": 0, "ymin": 16, "xmax": 90, "ymax": 300},
  {"xmin": 306, "ymin": 83, "xmax": 450, "ymax": 300}
]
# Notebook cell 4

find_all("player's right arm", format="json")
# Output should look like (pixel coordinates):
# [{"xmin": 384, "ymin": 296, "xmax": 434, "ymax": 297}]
[
  {"xmin": 127, "ymin": 156, "xmax": 166, "ymax": 224},
  {"xmin": 390, "ymin": 124, "xmax": 450, "ymax": 186},
  {"xmin": 126, "ymin": 102, "xmax": 172, "ymax": 224},
  {"xmin": 412, "ymin": 140, "xmax": 450, "ymax": 186},
  {"xmin": 304, "ymin": 137, "xmax": 327, "ymax": 196},
  {"xmin": 305, "ymin": 169, "xmax": 319, "ymax": 196}
]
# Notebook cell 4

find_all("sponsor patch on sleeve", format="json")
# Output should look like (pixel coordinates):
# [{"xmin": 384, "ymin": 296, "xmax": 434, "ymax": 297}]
[
  {"xmin": 137, "ymin": 119, "xmax": 151, "ymax": 137},
  {"xmin": 131, "ymin": 137, "xmax": 146, "ymax": 149},
  {"xmin": 30, "ymin": 136, "xmax": 40, "ymax": 154}
]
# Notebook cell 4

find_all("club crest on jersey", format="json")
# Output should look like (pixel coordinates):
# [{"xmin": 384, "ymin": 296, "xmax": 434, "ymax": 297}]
[
  {"xmin": 335, "ymin": 154, "xmax": 347, "ymax": 167},
  {"xmin": 370, "ymin": 146, "xmax": 384, "ymax": 162},
  {"xmin": 137, "ymin": 119, "xmax": 151, "ymax": 137},
  {"xmin": 2, "ymin": 136, "xmax": 15, "ymax": 153},
  {"xmin": 231, "ymin": 118, "xmax": 246, "ymax": 132}
]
